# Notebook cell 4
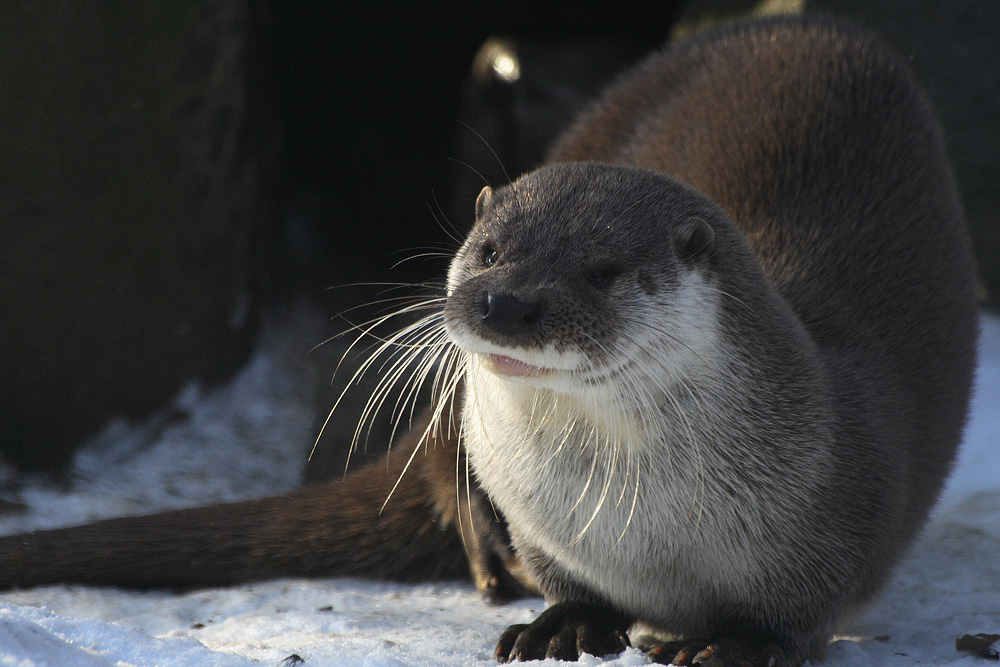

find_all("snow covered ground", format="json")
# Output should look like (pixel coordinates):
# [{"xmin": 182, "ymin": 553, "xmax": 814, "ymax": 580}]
[{"xmin": 0, "ymin": 311, "xmax": 997, "ymax": 667}]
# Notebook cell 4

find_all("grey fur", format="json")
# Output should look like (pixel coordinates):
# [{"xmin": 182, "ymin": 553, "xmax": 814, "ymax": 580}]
[{"xmin": 444, "ymin": 15, "xmax": 978, "ymax": 665}]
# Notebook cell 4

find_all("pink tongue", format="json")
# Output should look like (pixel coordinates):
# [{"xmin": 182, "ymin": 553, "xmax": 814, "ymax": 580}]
[{"xmin": 489, "ymin": 354, "xmax": 544, "ymax": 377}]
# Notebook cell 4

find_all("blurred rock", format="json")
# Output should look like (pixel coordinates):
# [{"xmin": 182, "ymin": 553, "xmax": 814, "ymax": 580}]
[
  {"xmin": 0, "ymin": 1, "xmax": 277, "ymax": 470},
  {"xmin": 449, "ymin": 37, "xmax": 655, "ymax": 232}
]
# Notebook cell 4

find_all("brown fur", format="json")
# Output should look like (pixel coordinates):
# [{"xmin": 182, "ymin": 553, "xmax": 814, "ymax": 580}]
[{"xmin": 0, "ymin": 413, "xmax": 460, "ymax": 588}]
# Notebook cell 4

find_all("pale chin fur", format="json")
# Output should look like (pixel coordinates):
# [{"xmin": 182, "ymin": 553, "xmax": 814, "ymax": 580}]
[{"xmin": 444, "ymin": 329, "xmax": 591, "ymax": 390}]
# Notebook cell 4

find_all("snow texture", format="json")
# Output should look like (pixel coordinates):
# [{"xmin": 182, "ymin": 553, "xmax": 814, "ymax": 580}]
[{"xmin": 1, "ymin": 312, "xmax": 998, "ymax": 667}]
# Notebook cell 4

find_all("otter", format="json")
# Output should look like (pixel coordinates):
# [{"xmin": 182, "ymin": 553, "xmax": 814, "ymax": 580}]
[{"xmin": 0, "ymin": 16, "xmax": 978, "ymax": 667}]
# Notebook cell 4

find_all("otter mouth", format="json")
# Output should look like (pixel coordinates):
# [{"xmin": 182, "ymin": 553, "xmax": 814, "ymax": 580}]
[{"xmin": 485, "ymin": 353, "xmax": 553, "ymax": 378}]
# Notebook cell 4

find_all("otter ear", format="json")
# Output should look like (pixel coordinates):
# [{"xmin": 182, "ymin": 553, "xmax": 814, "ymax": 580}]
[
  {"xmin": 673, "ymin": 218, "xmax": 714, "ymax": 265},
  {"xmin": 475, "ymin": 186, "xmax": 494, "ymax": 220}
]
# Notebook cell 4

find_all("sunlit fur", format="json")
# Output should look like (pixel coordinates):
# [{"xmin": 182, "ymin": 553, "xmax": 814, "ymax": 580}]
[
  {"xmin": 322, "ymin": 224, "xmax": 788, "ymax": 631},
  {"xmin": 323, "ymin": 225, "xmax": 725, "ymax": 524},
  {"xmin": 317, "ymin": 16, "xmax": 979, "ymax": 664}
]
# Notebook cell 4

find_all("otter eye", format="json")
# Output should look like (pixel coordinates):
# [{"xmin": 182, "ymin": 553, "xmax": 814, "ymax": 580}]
[
  {"xmin": 482, "ymin": 245, "xmax": 498, "ymax": 267},
  {"xmin": 586, "ymin": 267, "xmax": 618, "ymax": 289}
]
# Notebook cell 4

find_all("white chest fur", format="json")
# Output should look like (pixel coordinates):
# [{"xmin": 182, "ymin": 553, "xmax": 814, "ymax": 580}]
[{"xmin": 461, "ymin": 361, "xmax": 772, "ymax": 631}]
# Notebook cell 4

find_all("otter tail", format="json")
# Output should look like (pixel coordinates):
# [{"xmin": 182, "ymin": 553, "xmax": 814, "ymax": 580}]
[{"xmin": 0, "ymin": 412, "xmax": 472, "ymax": 590}]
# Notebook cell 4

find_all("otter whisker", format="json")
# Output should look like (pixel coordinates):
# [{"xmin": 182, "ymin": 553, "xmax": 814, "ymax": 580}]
[
  {"xmin": 379, "ymin": 320, "xmax": 449, "ymax": 418},
  {"xmin": 429, "ymin": 190, "xmax": 465, "ymax": 246},
  {"xmin": 570, "ymin": 331, "xmax": 647, "ymax": 544},
  {"xmin": 454, "ymin": 419, "xmax": 472, "ymax": 556},
  {"xmin": 307, "ymin": 295, "xmax": 443, "ymax": 361},
  {"xmin": 585, "ymin": 326, "xmax": 710, "ymax": 540},
  {"xmin": 543, "ymin": 414, "xmax": 582, "ymax": 466},
  {"xmin": 568, "ymin": 424, "xmax": 602, "ymax": 523},
  {"xmin": 308, "ymin": 302, "xmax": 434, "ymax": 474},
  {"xmin": 431, "ymin": 344, "xmax": 466, "ymax": 442},
  {"xmin": 445, "ymin": 156, "xmax": 493, "ymax": 190},
  {"xmin": 383, "ymin": 330, "xmax": 456, "ymax": 452},
  {"xmin": 457, "ymin": 118, "xmax": 512, "ymax": 185},
  {"xmin": 312, "ymin": 289, "xmax": 451, "ymax": 473},
  {"xmin": 572, "ymin": 431, "xmax": 621, "ymax": 545},
  {"xmin": 620, "ymin": 314, "xmax": 712, "ymax": 369},
  {"xmin": 383, "ymin": 342, "xmax": 465, "ymax": 515},
  {"xmin": 366, "ymin": 345, "xmax": 437, "ymax": 454},
  {"xmin": 390, "ymin": 252, "xmax": 456, "ymax": 272},
  {"xmin": 341, "ymin": 315, "xmax": 448, "ymax": 471},
  {"xmin": 348, "ymin": 313, "xmax": 444, "ymax": 429},
  {"xmin": 627, "ymin": 350, "xmax": 710, "ymax": 527},
  {"xmin": 338, "ymin": 299, "xmax": 449, "ymax": 352},
  {"xmin": 704, "ymin": 286, "xmax": 752, "ymax": 312}
]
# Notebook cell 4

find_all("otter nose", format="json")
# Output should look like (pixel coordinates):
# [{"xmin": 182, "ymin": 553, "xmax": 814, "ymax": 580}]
[{"xmin": 480, "ymin": 292, "xmax": 543, "ymax": 337}]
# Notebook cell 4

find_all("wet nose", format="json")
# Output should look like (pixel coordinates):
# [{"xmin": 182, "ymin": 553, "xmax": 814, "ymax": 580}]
[{"xmin": 480, "ymin": 292, "xmax": 543, "ymax": 337}]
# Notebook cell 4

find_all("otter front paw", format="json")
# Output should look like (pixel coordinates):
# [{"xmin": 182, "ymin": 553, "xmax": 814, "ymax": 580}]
[
  {"xmin": 494, "ymin": 601, "xmax": 631, "ymax": 662},
  {"xmin": 647, "ymin": 636, "xmax": 787, "ymax": 667}
]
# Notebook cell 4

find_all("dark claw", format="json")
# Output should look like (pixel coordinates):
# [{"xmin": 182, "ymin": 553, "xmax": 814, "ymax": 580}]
[
  {"xmin": 544, "ymin": 623, "xmax": 582, "ymax": 661},
  {"xmin": 494, "ymin": 601, "xmax": 632, "ymax": 662},
  {"xmin": 576, "ymin": 625, "xmax": 631, "ymax": 659},
  {"xmin": 495, "ymin": 624, "xmax": 529, "ymax": 662},
  {"xmin": 647, "ymin": 639, "xmax": 710, "ymax": 666},
  {"xmin": 647, "ymin": 636, "xmax": 787, "ymax": 667},
  {"xmin": 509, "ymin": 623, "xmax": 551, "ymax": 661}
]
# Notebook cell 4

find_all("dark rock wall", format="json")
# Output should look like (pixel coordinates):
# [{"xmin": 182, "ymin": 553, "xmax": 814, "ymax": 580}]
[{"xmin": 0, "ymin": 1, "xmax": 275, "ymax": 470}]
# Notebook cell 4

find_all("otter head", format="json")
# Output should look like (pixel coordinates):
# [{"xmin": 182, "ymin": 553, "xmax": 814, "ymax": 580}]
[{"xmin": 444, "ymin": 163, "xmax": 722, "ymax": 396}]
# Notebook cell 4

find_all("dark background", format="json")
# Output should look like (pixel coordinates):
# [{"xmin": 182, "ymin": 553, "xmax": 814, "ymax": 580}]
[
  {"xmin": 268, "ymin": 2, "xmax": 678, "ymax": 295},
  {"xmin": 0, "ymin": 1, "xmax": 995, "ymax": 473}
]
